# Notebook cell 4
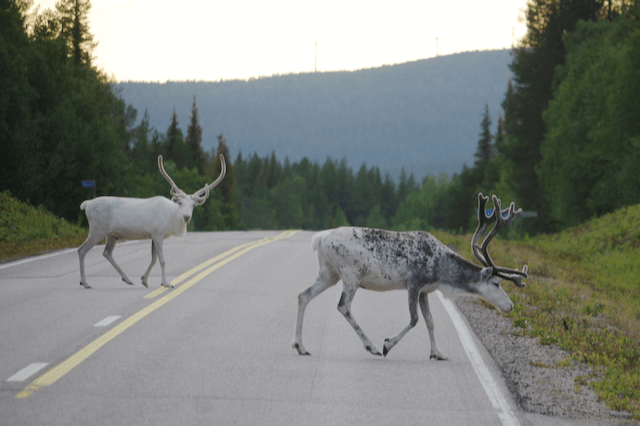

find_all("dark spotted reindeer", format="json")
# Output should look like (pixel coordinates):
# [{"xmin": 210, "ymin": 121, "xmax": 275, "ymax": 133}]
[
  {"xmin": 78, "ymin": 155, "xmax": 226, "ymax": 289},
  {"xmin": 292, "ymin": 193, "xmax": 528, "ymax": 359}
]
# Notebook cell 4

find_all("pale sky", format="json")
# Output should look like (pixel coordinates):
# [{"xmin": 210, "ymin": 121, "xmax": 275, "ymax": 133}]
[{"xmin": 33, "ymin": 0, "xmax": 528, "ymax": 82}]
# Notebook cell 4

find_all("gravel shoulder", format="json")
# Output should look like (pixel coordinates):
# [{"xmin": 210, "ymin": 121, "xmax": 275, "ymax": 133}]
[{"xmin": 456, "ymin": 296, "xmax": 637, "ymax": 425}]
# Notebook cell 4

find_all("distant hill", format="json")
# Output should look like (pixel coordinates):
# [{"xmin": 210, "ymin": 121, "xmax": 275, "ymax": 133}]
[{"xmin": 116, "ymin": 49, "xmax": 513, "ymax": 181}]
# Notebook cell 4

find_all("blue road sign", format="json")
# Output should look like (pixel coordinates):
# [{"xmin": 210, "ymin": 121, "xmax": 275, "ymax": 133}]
[{"xmin": 81, "ymin": 180, "xmax": 95, "ymax": 188}]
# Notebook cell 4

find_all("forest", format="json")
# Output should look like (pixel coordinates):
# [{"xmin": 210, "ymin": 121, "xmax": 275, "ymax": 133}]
[{"xmin": 1, "ymin": 0, "xmax": 639, "ymax": 236}]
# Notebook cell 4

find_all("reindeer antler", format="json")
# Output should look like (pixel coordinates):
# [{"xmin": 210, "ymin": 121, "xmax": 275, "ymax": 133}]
[
  {"xmin": 471, "ymin": 193, "xmax": 529, "ymax": 287},
  {"xmin": 192, "ymin": 154, "xmax": 226, "ymax": 204},
  {"xmin": 158, "ymin": 155, "xmax": 187, "ymax": 199}
]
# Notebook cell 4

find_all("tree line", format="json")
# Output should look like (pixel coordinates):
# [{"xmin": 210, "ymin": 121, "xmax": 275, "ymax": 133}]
[
  {"xmin": 1, "ymin": 0, "xmax": 134, "ymax": 222},
  {"xmin": 436, "ymin": 0, "xmax": 640, "ymax": 234},
  {"xmin": 489, "ymin": 0, "xmax": 640, "ymax": 232},
  {"xmin": 0, "ymin": 0, "xmax": 450, "ymax": 233},
  {"xmin": 2, "ymin": 0, "xmax": 639, "ymax": 236}
]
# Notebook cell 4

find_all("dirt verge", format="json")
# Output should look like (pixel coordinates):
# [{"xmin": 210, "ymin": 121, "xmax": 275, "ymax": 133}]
[{"xmin": 456, "ymin": 296, "xmax": 636, "ymax": 424}]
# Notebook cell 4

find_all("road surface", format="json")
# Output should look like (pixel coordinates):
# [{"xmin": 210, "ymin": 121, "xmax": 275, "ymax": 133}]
[{"xmin": 0, "ymin": 230, "xmax": 590, "ymax": 425}]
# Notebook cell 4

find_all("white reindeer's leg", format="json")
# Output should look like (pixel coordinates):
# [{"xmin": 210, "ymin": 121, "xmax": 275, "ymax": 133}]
[
  {"xmin": 419, "ymin": 291, "xmax": 448, "ymax": 360},
  {"xmin": 78, "ymin": 230, "xmax": 105, "ymax": 289},
  {"xmin": 140, "ymin": 241, "xmax": 157, "ymax": 288},
  {"xmin": 337, "ymin": 280, "xmax": 382, "ymax": 356},
  {"xmin": 153, "ymin": 238, "xmax": 172, "ymax": 288},
  {"xmin": 292, "ymin": 269, "xmax": 339, "ymax": 355},
  {"xmin": 383, "ymin": 286, "xmax": 420, "ymax": 356},
  {"xmin": 103, "ymin": 236, "xmax": 134, "ymax": 285}
]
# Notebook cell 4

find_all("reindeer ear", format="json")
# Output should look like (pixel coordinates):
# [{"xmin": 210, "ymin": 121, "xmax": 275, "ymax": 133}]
[{"xmin": 480, "ymin": 267, "xmax": 494, "ymax": 281}]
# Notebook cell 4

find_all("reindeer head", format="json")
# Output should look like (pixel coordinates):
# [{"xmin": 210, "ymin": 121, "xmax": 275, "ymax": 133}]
[
  {"xmin": 157, "ymin": 155, "xmax": 226, "ymax": 223},
  {"xmin": 469, "ymin": 266, "xmax": 514, "ymax": 313},
  {"xmin": 467, "ymin": 193, "xmax": 529, "ymax": 313}
]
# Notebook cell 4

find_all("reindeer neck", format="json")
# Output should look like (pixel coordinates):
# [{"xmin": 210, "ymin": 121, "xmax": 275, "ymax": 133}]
[{"xmin": 437, "ymin": 251, "xmax": 483, "ymax": 292}]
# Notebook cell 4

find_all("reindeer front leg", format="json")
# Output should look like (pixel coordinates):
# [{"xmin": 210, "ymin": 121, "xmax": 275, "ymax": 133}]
[
  {"xmin": 292, "ymin": 269, "xmax": 340, "ymax": 355},
  {"xmin": 141, "ymin": 240, "xmax": 158, "ymax": 288},
  {"xmin": 153, "ymin": 237, "xmax": 173, "ymax": 288},
  {"xmin": 337, "ymin": 280, "xmax": 382, "ymax": 356},
  {"xmin": 419, "ymin": 291, "xmax": 448, "ymax": 360},
  {"xmin": 383, "ymin": 286, "xmax": 420, "ymax": 356}
]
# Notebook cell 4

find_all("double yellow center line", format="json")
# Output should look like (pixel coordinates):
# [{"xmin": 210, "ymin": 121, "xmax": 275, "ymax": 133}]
[{"xmin": 16, "ymin": 230, "xmax": 299, "ymax": 399}]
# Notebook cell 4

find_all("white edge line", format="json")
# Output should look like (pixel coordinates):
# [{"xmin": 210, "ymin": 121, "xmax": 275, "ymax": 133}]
[
  {"xmin": 0, "ymin": 248, "xmax": 77, "ymax": 271},
  {"xmin": 0, "ymin": 240, "xmax": 143, "ymax": 271},
  {"xmin": 436, "ymin": 291, "xmax": 521, "ymax": 426},
  {"xmin": 94, "ymin": 315, "xmax": 122, "ymax": 327},
  {"xmin": 7, "ymin": 363, "xmax": 49, "ymax": 382}
]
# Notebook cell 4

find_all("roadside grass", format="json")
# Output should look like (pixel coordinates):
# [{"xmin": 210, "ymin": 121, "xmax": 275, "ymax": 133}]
[
  {"xmin": 0, "ymin": 191, "xmax": 88, "ymax": 263},
  {"xmin": 434, "ymin": 204, "xmax": 640, "ymax": 419}
]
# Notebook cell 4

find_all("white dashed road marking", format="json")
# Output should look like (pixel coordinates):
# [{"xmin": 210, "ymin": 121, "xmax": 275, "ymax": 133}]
[
  {"xmin": 94, "ymin": 316, "xmax": 121, "ymax": 327},
  {"xmin": 7, "ymin": 363, "xmax": 49, "ymax": 382}
]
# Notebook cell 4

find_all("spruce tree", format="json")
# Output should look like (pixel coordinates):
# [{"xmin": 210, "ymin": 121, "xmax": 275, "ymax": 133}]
[
  {"xmin": 56, "ymin": 0, "xmax": 96, "ymax": 66},
  {"xmin": 185, "ymin": 95, "xmax": 207, "ymax": 174},
  {"xmin": 130, "ymin": 110, "xmax": 152, "ymax": 171},
  {"xmin": 212, "ymin": 134, "xmax": 241, "ymax": 229},
  {"xmin": 212, "ymin": 134, "xmax": 236, "ymax": 207},
  {"xmin": 474, "ymin": 103, "xmax": 493, "ymax": 165},
  {"xmin": 164, "ymin": 108, "xmax": 187, "ymax": 168},
  {"xmin": 494, "ymin": 112, "xmax": 506, "ymax": 153}
]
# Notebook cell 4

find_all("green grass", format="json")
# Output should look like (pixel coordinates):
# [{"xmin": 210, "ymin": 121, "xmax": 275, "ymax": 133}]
[
  {"xmin": 434, "ymin": 204, "xmax": 640, "ymax": 419},
  {"xmin": 0, "ymin": 191, "xmax": 88, "ymax": 262}
]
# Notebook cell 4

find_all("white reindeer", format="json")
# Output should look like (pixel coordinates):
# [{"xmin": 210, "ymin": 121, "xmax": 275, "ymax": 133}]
[
  {"xmin": 292, "ymin": 193, "xmax": 528, "ymax": 359},
  {"xmin": 77, "ymin": 155, "xmax": 226, "ymax": 289}
]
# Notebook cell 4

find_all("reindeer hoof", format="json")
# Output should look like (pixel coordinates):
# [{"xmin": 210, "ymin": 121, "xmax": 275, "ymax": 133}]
[
  {"xmin": 366, "ymin": 345, "xmax": 382, "ymax": 356},
  {"xmin": 292, "ymin": 343, "xmax": 311, "ymax": 356},
  {"xmin": 80, "ymin": 282, "xmax": 92, "ymax": 289},
  {"xmin": 161, "ymin": 283, "xmax": 174, "ymax": 288},
  {"xmin": 383, "ymin": 339, "xmax": 393, "ymax": 357},
  {"xmin": 430, "ymin": 352, "xmax": 448, "ymax": 361},
  {"xmin": 140, "ymin": 277, "xmax": 148, "ymax": 288},
  {"xmin": 122, "ymin": 278, "xmax": 134, "ymax": 286}
]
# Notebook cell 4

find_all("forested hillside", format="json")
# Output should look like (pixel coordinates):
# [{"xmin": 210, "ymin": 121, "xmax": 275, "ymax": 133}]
[
  {"xmin": 116, "ymin": 49, "xmax": 513, "ymax": 181},
  {"xmin": 2, "ymin": 0, "xmax": 639, "ymax": 236}
]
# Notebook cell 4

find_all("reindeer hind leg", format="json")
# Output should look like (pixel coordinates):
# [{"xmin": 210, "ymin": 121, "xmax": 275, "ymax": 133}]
[{"xmin": 78, "ymin": 229, "xmax": 106, "ymax": 289}]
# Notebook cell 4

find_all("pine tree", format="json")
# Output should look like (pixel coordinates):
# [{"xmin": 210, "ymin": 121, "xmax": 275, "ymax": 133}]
[{"xmin": 185, "ymin": 95, "xmax": 207, "ymax": 174}]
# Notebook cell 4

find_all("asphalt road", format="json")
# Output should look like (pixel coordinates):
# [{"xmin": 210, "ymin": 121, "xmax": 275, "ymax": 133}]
[{"xmin": 0, "ymin": 230, "xmax": 590, "ymax": 426}]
